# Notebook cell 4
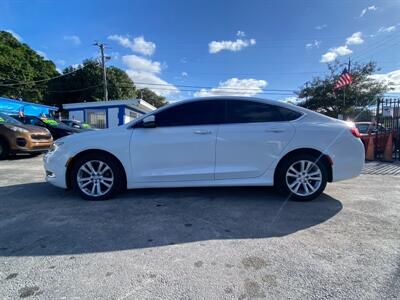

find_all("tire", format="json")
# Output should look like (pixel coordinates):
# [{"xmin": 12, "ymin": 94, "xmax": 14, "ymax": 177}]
[
  {"xmin": 71, "ymin": 153, "xmax": 124, "ymax": 201},
  {"xmin": 275, "ymin": 154, "xmax": 328, "ymax": 201},
  {"xmin": 0, "ymin": 138, "xmax": 9, "ymax": 160}
]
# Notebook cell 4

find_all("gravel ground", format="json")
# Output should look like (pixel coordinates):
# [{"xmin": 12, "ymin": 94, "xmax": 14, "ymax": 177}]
[{"xmin": 0, "ymin": 155, "xmax": 399, "ymax": 299}]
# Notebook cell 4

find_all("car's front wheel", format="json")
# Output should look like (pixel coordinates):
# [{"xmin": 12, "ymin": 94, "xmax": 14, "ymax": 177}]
[
  {"xmin": 71, "ymin": 153, "xmax": 124, "ymax": 201},
  {"xmin": 276, "ymin": 154, "xmax": 328, "ymax": 201},
  {"xmin": 0, "ymin": 139, "xmax": 9, "ymax": 160}
]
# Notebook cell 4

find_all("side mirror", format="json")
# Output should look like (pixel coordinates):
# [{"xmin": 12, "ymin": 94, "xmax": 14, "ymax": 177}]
[{"xmin": 142, "ymin": 115, "xmax": 156, "ymax": 128}]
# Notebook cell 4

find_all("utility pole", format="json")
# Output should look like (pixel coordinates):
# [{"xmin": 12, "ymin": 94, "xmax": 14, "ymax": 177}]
[{"xmin": 94, "ymin": 42, "xmax": 108, "ymax": 101}]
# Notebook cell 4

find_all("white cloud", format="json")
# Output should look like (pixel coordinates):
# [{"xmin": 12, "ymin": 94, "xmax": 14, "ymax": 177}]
[
  {"xmin": 280, "ymin": 96, "xmax": 299, "ymax": 104},
  {"xmin": 181, "ymin": 72, "xmax": 188, "ymax": 77},
  {"xmin": 379, "ymin": 25, "xmax": 396, "ymax": 33},
  {"xmin": 315, "ymin": 24, "xmax": 327, "ymax": 30},
  {"xmin": 360, "ymin": 5, "xmax": 377, "ymax": 18},
  {"xmin": 194, "ymin": 78, "xmax": 267, "ymax": 97},
  {"xmin": 320, "ymin": 45, "xmax": 352, "ymax": 63},
  {"xmin": 209, "ymin": 38, "xmax": 256, "ymax": 54},
  {"xmin": 333, "ymin": 45, "xmax": 353, "ymax": 56},
  {"xmin": 236, "ymin": 30, "xmax": 246, "ymax": 37},
  {"xmin": 320, "ymin": 51, "xmax": 338, "ymax": 63},
  {"xmin": 346, "ymin": 32, "xmax": 364, "ymax": 45},
  {"xmin": 126, "ymin": 70, "xmax": 179, "ymax": 96},
  {"xmin": 35, "ymin": 50, "xmax": 48, "ymax": 59},
  {"xmin": 180, "ymin": 57, "xmax": 187, "ymax": 64},
  {"xmin": 305, "ymin": 40, "xmax": 321, "ymax": 49},
  {"xmin": 108, "ymin": 35, "xmax": 155, "ymax": 56},
  {"xmin": 370, "ymin": 70, "xmax": 400, "ymax": 93},
  {"xmin": 5, "ymin": 29, "xmax": 22, "ymax": 41},
  {"xmin": 122, "ymin": 55, "xmax": 161, "ymax": 73},
  {"xmin": 63, "ymin": 35, "xmax": 81, "ymax": 45},
  {"xmin": 320, "ymin": 32, "xmax": 362, "ymax": 63},
  {"xmin": 121, "ymin": 54, "xmax": 178, "ymax": 96}
]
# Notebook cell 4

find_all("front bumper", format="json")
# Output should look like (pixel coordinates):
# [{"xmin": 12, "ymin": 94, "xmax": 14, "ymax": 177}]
[
  {"xmin": 43, "ymin": 150, "xmax": 68, "ymax": 189},
  {"xmin": 10, "ymin": 136, "xmax": 53, "ymax": 154}
]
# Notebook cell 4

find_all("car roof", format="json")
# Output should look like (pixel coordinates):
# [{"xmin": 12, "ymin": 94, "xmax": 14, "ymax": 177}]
[{"xmin": 158, "ymin": 96, "xmax": 304, "ymax": 113}]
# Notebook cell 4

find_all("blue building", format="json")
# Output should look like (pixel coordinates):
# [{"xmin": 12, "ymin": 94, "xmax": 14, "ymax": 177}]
[
  {"xmin": 63, "ymin": 99, "xmax": 156, "ymax": 129},
  {"xmin": 0, "ymin": 97, "xmax": 58, "ymax": 116}
]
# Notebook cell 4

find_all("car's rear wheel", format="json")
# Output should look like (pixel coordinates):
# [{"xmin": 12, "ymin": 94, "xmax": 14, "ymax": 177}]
[
  {"xmin": 0, "ymin": 139, "xmax": 9, "ymax": 160},
  {"xmin": 276, "ymin": 154, "xmax": 328, "ymax": 201},
  {"xmin": 71, "ymin": 153, "xmax": 124, "ymax": 201}
]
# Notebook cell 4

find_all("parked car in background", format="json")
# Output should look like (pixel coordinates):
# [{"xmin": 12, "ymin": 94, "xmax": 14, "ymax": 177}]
[
  {"xmin": 11, "ymin": 115, "xmax": 82, "ymax": 140},
  {"xmin": 355, "ymin": 122, "xmax": 397, "ymax": 153},
  {"xmin": 61, "ymin": 119, "xmax": 94, "ymax": 130},
  {"xmin": 44, "ymin": 97, "xmax": 364, "ymax": 202},
  {"xmin": 0, "ymin": 112, "xmax": 53, "ymax": 159}
]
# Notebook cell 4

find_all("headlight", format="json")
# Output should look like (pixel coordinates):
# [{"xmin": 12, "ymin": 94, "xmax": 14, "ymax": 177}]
[
  {"xmin": 48, "ymin": 141, "xmax": 64, "ymax": 153},
  {"xmin": 5, "ymin": 125, "xmax": 29, "ymax": 133}
]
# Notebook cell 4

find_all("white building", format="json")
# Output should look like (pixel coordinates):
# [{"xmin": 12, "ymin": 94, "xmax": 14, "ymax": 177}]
[{"xmin": 63, "ymin": 99, "xmax": 156, "ymax": 129}]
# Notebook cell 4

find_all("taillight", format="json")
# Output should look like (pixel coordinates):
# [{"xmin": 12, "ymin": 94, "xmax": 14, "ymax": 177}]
[{"xmin": 350, "ymin": 127, "xmax": 361, "ymax": 138}]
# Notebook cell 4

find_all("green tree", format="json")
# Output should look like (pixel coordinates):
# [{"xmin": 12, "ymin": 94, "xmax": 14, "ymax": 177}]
[
  {"xmin": 297, "ymin": 61, "xmax": 388, "ymax": 118},
  {"xmin": 0, "ymin": 31, "xmax": 59, "ymax": 102},
  {"xmin": 137, "ymin": 87, "xmax": 167, "ymax": 108},
  {"xmin": 45, "ymin": 60, "xmax": 137, "ymax": 106}
]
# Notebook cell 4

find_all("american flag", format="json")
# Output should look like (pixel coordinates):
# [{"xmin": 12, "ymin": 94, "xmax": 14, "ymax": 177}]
[{"xmin": 334, "ymin": 68, "xmax": 353, "ymax": 90}]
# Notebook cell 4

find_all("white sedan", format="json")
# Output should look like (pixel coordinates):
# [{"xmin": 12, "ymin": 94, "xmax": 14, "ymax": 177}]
[{"xmin": 44, "ymin": 97, "xmax": 364, "ymax": 201}]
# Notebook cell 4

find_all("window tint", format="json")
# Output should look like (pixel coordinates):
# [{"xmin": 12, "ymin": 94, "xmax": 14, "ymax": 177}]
[
  {"xmin": 26, "ymin": 117, "xmax": 44, "ymax": 126},
  {"xmin": 226, "ymin": 100, "xmax": 283, "ymax": 123},
  {"xmin": 276, "ymin": 106, "xmax": 302, "ymax": 121},
  {"xmin": 155, "ymin": 100, "xmax": 224, "ymax": 127}
]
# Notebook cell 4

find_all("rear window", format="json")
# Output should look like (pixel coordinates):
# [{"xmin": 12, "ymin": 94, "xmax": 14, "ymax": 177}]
[
  {"xmin": 276, "ymin": 106, "xmax": 302, "ymax": 121},
  {"xmin": 356, "ymin": 124, "xmax": 370, "ymax": 134},
  {"xmin": 226, "ymin": 100, "xmax": 283, "ymax": 123},
  {"xmin": 226, "ymin": 100, "xmax": 302, "ymax": 123}
]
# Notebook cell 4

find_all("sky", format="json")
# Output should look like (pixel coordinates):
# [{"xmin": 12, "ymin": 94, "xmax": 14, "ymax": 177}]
[{"xmin": 1, "ymin": 0, "xmax": 399, "ymax": 102}]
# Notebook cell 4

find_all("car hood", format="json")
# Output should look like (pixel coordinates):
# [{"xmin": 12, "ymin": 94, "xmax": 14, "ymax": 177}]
[
  {"xmin": 2, "ymin": 123, "xmax": 50, "ymax": 134},
  {"xmin": 59, "ymin": 126, "xmax": 126, "ymax": 144}
]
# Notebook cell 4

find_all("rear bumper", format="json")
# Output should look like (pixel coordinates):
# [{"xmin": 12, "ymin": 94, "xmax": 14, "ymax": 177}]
[{"xmin": 329, "ymin": 137, "xmax": 365, "ymax": 182}]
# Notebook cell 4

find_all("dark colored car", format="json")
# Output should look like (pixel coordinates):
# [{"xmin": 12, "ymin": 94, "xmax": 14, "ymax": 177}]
[
  {"xmin": 61, "ymin": 119, "xmax": 94, "ymax": 130},
  {"xmin": 11, "ymin": 115, "xmax": 82, "ymax": 140}
]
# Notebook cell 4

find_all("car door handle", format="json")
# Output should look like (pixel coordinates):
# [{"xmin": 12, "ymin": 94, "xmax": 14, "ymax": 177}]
[
  {"xmin": 265, "ymin": 129, "xmax": 285, "ymax": 133},
  {"xmin": 194, "ymin": 130, "xmax": 212, "ymax": 135}
]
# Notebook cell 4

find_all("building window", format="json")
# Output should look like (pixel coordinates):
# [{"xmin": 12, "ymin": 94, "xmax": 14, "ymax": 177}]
[
  {"xmin": 129, "ymin": 111, "xmax": 140, "ymax": 119},
  {"xmin": 86, "ymin": 109, "xmax": 106, "ymax": 129}
]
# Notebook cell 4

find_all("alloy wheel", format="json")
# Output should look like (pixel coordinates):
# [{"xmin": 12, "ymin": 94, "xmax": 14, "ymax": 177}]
[
  {"xmin": 285, "ymin": 160, "xmax": 322, "ymax": 197},
  {"xmin": 77, "ymin": 160, "xmax": 114, "ymax": 197}
]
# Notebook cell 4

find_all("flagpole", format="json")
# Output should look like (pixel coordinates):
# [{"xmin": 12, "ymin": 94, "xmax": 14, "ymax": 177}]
[{"xmin": 343, "ymin": 58, "xmax": 351, "ymax": 119}]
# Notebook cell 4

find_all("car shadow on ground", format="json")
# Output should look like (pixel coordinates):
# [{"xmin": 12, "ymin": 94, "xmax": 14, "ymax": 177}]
[
  {"xmin": 0, "ymin": 182, "xmax": 343, "ymax": 256},
  {"xmin": 3, "ymin": 153, "xmax": 41, "ymax": 161}
]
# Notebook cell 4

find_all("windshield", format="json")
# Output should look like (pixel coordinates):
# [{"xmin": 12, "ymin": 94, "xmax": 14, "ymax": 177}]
[
  {"xmin": 42, "ymin": 118, "xmax": 73, "ymax": 129},
  {"xmin": 355, "ymin": 123, "xmax": 370, "ymax": 134},
  {"xmin": 0, "ymin": 112, "xmax": 23, "ymax": 125}
]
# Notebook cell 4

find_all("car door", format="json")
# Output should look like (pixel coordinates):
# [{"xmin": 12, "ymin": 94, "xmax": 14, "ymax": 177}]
[
  {"xmin": 215, "ymin": 99, "xmax": 297, "ymax": 180},
  {"xmin": 130, "ymin": 99, "xmax": 224, "ymax": 182}
]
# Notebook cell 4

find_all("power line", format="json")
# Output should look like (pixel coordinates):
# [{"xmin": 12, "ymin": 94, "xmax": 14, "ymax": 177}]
[
  {"xmin": 132, "ymin": 81, "xmax": 296, "ymax": 92},
  {"xmin": 0, "ymin": 64, "xmax": 91, "ymax": 87}
]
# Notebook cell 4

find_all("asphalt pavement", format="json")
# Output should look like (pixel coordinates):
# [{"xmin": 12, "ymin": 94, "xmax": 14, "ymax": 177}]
[{"xmin": 0, "ymin": 155, "xmax": 399, "ymax": 299}]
